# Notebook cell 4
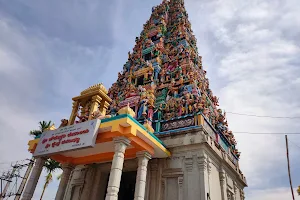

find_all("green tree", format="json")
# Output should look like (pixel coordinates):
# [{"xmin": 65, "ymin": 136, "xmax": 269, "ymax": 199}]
[
  {"xmin": 29, "ymin": 121, "xmax": 62, "ymax": 199},
  {"xmin": 40, "ymin": 158, "xmax": 61, "ymax": 200},
  {"xmin": 29, "ymin": 121, "xmax": 52, "ymax": 138}
]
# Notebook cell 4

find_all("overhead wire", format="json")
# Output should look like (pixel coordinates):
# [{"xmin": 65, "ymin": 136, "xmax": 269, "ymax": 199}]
[
  {"xmin": 0, "ymin": 159, "xmax": 28, "ymax": 165},
  {"xmin": 233, "ymin": 132, "xmax": 300, "ymax": 135},
  {"xmin": 218, "ymin": 111, "xmax": 300, "ymax": 135},
  {"xmin": 226, "ymin": 111, "xmax": 300, "ymax": 119},
  {"xmin": 287, "ymin": 139, "xmax": 300, "ymax": 150}
]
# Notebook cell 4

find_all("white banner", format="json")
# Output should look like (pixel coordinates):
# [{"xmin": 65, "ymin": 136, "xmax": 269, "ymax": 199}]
[{"xmin": 33, "ymin": 119, "xmax": 101, "ymax": 157}]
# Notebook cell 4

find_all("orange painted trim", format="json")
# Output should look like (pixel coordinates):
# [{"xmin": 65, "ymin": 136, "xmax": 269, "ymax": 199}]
[
  {"xmin": 71, "ymin": 148, "xmax": 138, "ymax": 165},
  {"xmin": 51, "ymin": 154, "xmax": 73, "ymax": 164},
  {"xmin": 72, "ymin": 152, "xmax": 114, "ymax": 165},
  {"xmin": 30, "ymin": 143, "xmax": 37, "ymax": 154},
  {"xmin": 96, "ymin": 131, "xmax": 121, "ymax": 143},
  {"xmin": 129, "ymin": 137, "xmax": 154, "ymax": 155}
]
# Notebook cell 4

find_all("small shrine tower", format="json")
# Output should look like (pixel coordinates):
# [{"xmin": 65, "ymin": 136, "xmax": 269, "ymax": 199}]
[{"xmin": 25, "ymin": 0, "xmax": 247, "ymax": 200}]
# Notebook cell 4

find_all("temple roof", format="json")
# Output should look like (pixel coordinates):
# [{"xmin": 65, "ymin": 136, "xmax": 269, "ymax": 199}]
[{"xmin": 105, "ymin": 0, "xmax": 241, "ymax": 160}]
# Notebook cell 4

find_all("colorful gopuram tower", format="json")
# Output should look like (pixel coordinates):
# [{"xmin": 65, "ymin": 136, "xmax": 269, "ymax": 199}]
[
  {"xmin": 24, "ymin": 0, "xmax": 247, "ymax": 200},
  {"xmin": 107, "ymin": 0, "xmax": 238, "ymax": 149}
]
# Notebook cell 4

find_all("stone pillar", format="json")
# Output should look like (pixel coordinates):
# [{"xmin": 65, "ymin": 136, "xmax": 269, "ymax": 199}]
[
  {"xmin": 89, "ymin": 95, "xmax": 102, "ymax": 120},
  {"xmin": 55, "ymin": 163, "xmax": 74, "ymax": 200},
  {"xmin": 233, "ymin": 182, "xmax": 238, "ymax": 200},
  {"xmin": 240, "ymin": 190, "xmax": 245, "ymax": 200},
  {"xmin": 22, "ymin": 157, "xmax": 46, "ymax": 200},
  {"xmin": 68, "ymin": 101, "xmax": 79, "ymax": 125},
  {"xmin": 149, "ymin": 160, "xmax": 158, "ymax": 200},
  {"xmin": 178, "ymin": 177, "xmax": 184, "ymax": 200},
  {"xmin": 105, "ymin": 137, "xmax": 131, "ymax": 200},
  {"xmin": 220, "ymin": 168, "xmax": 228, "ymax": 200},
  {"xmin": 206, "ymin": 158, "xmax": 212, "ymax": 200},
  {"xmin": 134, "ymin": 151, "xmax": 151, "ymax": 200},
  {"xmin": 185, "ymin": 153, "xmax": 197, "ymax": 200},
  {"xmin": 99, "ymin": 101, "xmax": 110, "ymax": 115},
  {"xmin": 198, "ymin": 153, "xmax": 210, "ymax": 200}
]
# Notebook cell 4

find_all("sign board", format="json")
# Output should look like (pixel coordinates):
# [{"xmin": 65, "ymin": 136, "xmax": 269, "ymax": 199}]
[
  {"xmin": 161, "ymin": 116, "xmax": 194, "ymax": 132},
  {"xmin": 33, "ymin": 119, "xmax": 101, "ymax": 157}
]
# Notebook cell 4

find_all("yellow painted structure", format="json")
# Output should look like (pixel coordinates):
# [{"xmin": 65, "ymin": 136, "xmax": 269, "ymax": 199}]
[
  {"xmin": 28, "ymin": 115, "xmax": 170, "ymax": 165},
  {"xmin": 28, "ymin": 83, "xmax": 170, "ymax": 166}
]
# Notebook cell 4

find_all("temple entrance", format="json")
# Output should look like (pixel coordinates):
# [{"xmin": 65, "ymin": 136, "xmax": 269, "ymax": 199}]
[
  {"xmin": 103, "ymin": 171, "xmax": 137, "ymax": 200},
  {"xmin": 118, "ymin": 171, "xmax": 137, "ymax": 200}
]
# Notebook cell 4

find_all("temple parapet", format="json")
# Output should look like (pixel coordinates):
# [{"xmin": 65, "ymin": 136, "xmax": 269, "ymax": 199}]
[
  {"xmin": 68, "ymin": 83, "xmax": 112, "ymax": 125},
  {"xmin": 155, "ymin": 113, "xmax": 241, "ymax": 165}
]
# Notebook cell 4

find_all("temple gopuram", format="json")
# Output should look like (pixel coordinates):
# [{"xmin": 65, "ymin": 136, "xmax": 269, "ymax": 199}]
[{"xmin": 24, "ymin": 0, "xmax": 247, "ymax": 200}]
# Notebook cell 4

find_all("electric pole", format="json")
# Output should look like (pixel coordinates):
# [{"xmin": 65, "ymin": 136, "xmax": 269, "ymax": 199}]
[
  {"xmin": 0, "ymin": 164, "xmax": 18, "ymax": 200},
  {"xmin": 14, "ymin": 159, "xmax": 34, "ymax": 200},
  {"xmin": 285, "ymin": 135, "xmax": 295, "ymax": 200}
]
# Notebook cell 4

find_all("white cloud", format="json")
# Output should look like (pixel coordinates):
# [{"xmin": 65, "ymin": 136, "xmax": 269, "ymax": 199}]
[
  {"xmin": 185, "ymin": 0, "xmax": 300, "ymax": 193},
  {"xmin": 0, "ymin": 0, "xmax": 299, "ymax": 199},
  {"xmin": 248, "ymin": 187, "xmax": 300, "ymax": 200},
  {"xmin": 0, "ymin": 7, "xmax": 114, "ymax": 199}
]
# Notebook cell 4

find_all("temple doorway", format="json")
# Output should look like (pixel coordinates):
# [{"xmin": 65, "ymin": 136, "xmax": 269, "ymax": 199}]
[{"xmin": 118, "ymin": 171, "xmax": 137, "ymax": 200}]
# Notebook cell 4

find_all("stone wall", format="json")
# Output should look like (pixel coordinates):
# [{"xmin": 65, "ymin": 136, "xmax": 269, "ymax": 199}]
[
  {"xmin": 146, "ymin": 128, "xmax": 247, "ymax": 200},
  {"xmin": 63, "ymin": 160, "xmax": 138, "ymax": 200},
  {"xmin": 63, "ymin": 129, "xmax": 246, "ymax": 200},
  {"xmin": 209, "ymin": 163, "xmax": 222, "ymax": 200}
]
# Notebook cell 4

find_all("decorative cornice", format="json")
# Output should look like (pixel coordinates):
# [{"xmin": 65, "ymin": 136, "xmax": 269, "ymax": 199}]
[
  {"xmin": 197, "ymin": 152, "xmax": 208, "ymax": 172},
  {"xmin": 233, "ymin": 181, "xmax": 238, "ymax": 193},
  {"xmin": 136, "ymin": 151, "xmax": 152, "ymax": 160},
  {"xmin": 185, "ymin": 157, "xmax": 193, "ymax": 172},
  {"xmin": 178, "ymin": 176, "xmax": 183, "ymax": 186},
  {"xmin": 81, "ymin": 83, "xmax": 108, "ymax": 95},
  {"xmin": 207, "ymin": 158, "xmax": 212, "ymax": 175},
  {"xmin": 91, "ymin": 95, "xmax": 102, "ymax": 103},
  {"xmin": 227, "ymin": 190, "xmax": 233, "ymax": 200},
  {"xmin": 113, "ymin": 136, "xmax": 131, "ymax": 148},
  {"xmin": 234, "ymin": 186, "xmax": 238, "ymax": 194},
  {"xmin": 219, "ymin": 168, "xmax": 226, "ymax": 184},
  {"xmin": 240, "ymin": 190, "xmax": 245, "ymax": 200},
  {"xmin": 103, "ymin": 101, "xmax": 110, "ymax": 109}
]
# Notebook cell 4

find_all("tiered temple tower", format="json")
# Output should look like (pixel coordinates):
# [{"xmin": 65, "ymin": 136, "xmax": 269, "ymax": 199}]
[
  {"xmin": 108, "ymin": 0, "xmax": 240, "ymax": 160},
  {"xmin": 24, "ymin": 0, "xmax": 247, "ymax": 200}
]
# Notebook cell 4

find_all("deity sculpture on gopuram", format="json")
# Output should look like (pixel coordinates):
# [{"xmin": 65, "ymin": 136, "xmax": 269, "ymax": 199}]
[
  {"xmin": 25, "ymin": 1, "xmax": 246, "ymax": 200},
  {"xmin": 106, "ymin": 0, "xmax": 240, "ymax": 159}
]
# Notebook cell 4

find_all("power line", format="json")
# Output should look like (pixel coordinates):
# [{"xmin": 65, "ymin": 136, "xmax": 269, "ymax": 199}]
[
  {"xmin": 0, "ymin": 159, "xmax": 29, "ymax": 165},
  {"xmin": 0, "ymin": 160, "xmax": 33, "ymax": 199},
  {"xmin": 226, "ymin": 112, "xmax": 300, "ymax": 119},
  {"xmin": 287, "ymin": 139, "xmax": 300, "ymax": 150},
  {"xmin": 234, "ymin": 132, "xmax": 300, "ymax": 135}
]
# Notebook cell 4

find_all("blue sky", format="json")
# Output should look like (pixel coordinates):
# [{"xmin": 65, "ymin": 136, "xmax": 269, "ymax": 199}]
[{"xmin": 0, "ymin": 0, "xmax": 300, "ymax": 199}]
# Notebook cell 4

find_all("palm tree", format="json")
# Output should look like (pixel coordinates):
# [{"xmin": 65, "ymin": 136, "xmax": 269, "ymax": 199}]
[
  {"xmin": 40, "ymin": 158, "xmax": 61, "ymax": 200},
  {"xmin": 28, "ymin": 121, "xmax": 61, "ymax": 199},
  {"xmin": 29, "ymin": 121, "xmax": 52, "ymax": 138}
]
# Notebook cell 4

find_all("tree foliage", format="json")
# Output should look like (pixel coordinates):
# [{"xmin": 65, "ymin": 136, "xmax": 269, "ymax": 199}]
[{"xmin": 29, "ymin": 121, "xmax": 52, "ymax": 137}]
